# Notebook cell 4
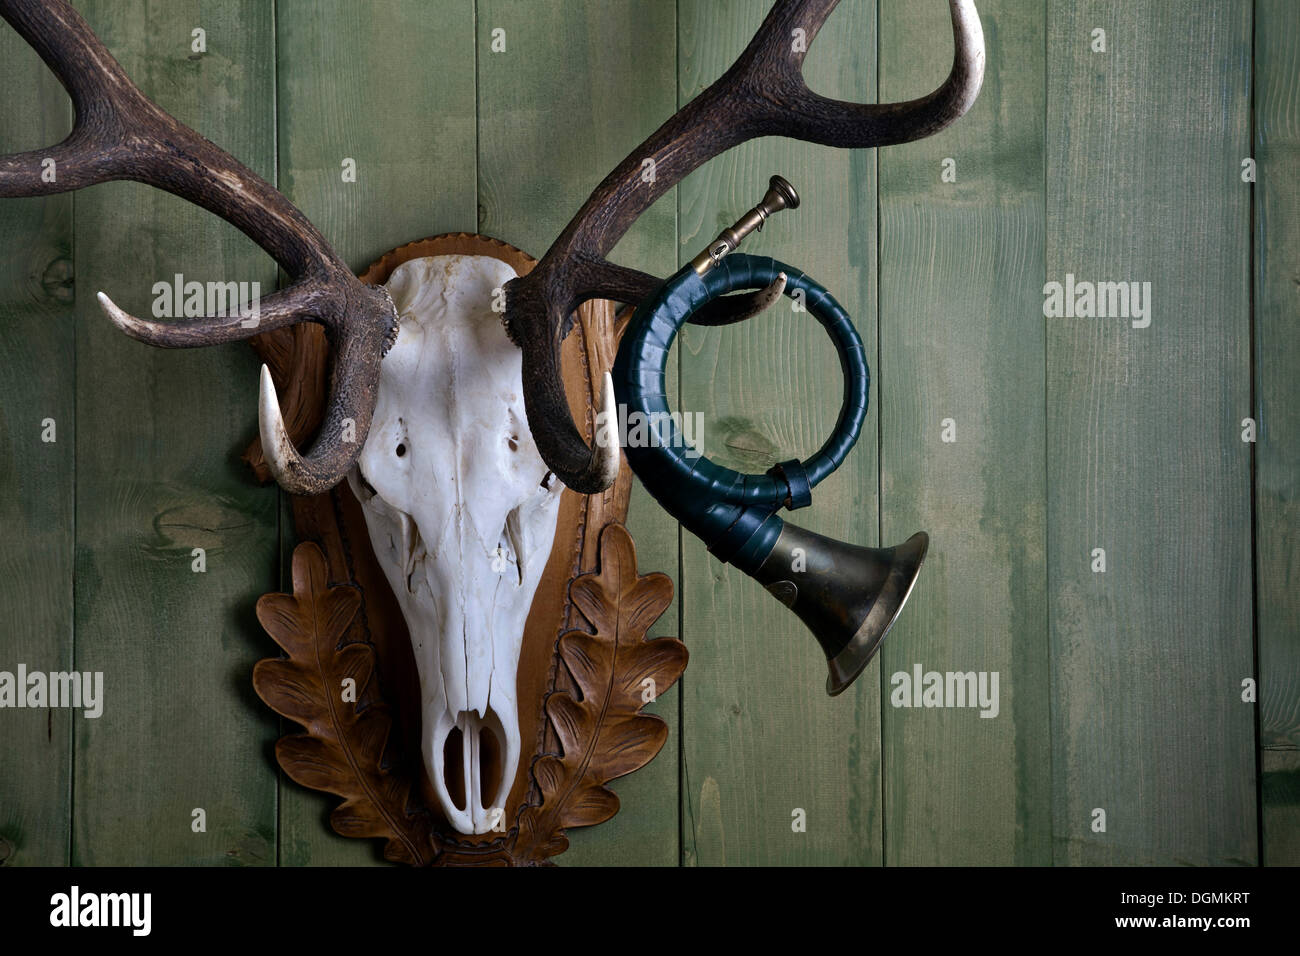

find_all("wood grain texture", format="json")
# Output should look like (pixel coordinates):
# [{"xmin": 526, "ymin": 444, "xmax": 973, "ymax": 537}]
[
  {"xmin": 1046, "ymin": 0, "xmax": 1255, "ymax": 865},
  {"xmin": 1262, "ymin": 749, "xmax": 1300, "ymax": 866},
  {"xmin": 0, "ymin": 18, "xmax": 74, "ymax": 868},
  {"xmin": 677, "ymin": 0, "xmax": 882, "ymax": 867},
  {"xmin": 1254, "ymin": 0, "xmax": 1300, "ymax": 867},
  {"xmin": 273, "ymin": 0, "xmax": 477, "ymax": 866},
  {"xmin": 477, "ymin": 0, "xmax": 683, "ymax": 867},
  {"xmin": 70, "ymin": 0, "xmax": 278, "ymax": 865},
  {"xmin": 878, "ymin": 0, "xmax": 1050, "ymax": 866},
  {"xmin": 1, "ymin": 0, "xmax": 1296, "ymax": 868}
]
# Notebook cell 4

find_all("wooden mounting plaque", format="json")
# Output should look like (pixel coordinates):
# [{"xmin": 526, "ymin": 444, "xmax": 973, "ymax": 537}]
[{"xmin": 246, "ymin": 233, "xmax": 686, "ymax": 866}]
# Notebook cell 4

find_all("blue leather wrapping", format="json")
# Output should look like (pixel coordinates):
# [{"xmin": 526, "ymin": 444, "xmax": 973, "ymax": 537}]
[{"xmin": 611, "ymin": 254, "xmax": 868, "ymax": 574}]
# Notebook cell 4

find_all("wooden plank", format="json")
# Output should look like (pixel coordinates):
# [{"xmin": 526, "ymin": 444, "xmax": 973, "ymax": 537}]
[
  {"xmin": 1046, "ymin": 0, "xmax": 1255, "ymax": 865},
  {"xmin": 0, "ymin": 19, "xmax": 75, "ymax": 867},
  {"xmin": 678, "ymin": 0, "xmax": 882, "ymax": 866},
  {"xmin": 70, "ymin": 0, "xmax": 279, "ymax": 866},
  {"xmin": 1262, "ymin": 750, "xmax": 1300, "ymax": 865},
  {"xmin": 477, "ymin": 0, "xmax": 681, "ymax": 868},
  {"xmin": 274, "ymin": 0, "xmax": 478, "ymax": 866},
  {"xmin": 878, "ymin": 0, "xmax": 1050, "ymax": 865},
  {"xmin": 1254, "ymin": 0, "xmax": 1300, "ymax": 867}
]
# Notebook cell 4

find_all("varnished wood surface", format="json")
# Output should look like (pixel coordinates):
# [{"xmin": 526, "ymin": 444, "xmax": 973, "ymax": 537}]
[
  {"xmin": 70, "ymin": 0, "xmax": 280, "ymax": 865},
  {"xmin": 879, "ymin": 0, "xmax": 1050, "ymax": 866},
  {"xmin": 677, "ymin": 0, "xmax": 885, "ymax": 867},
  {"xmin": 1255, "ymin": 0, "xmax": 1300, "ymax": 867},
  {"xmin": 0, "ymin": 11, "xmax": 74, "ymax": 868},
  {"xmin": 1046, "ymin": 0, "xmax": 1255, "ymax": 865},
  {"xmin": 0, "ymin": 0, "xmax": 1289, "ymax": 866}
]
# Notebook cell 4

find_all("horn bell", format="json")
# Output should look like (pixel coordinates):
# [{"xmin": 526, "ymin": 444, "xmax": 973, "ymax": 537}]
[{"xmin": 752, "ymin": 524, "xmax": 929, "ymax": 696}]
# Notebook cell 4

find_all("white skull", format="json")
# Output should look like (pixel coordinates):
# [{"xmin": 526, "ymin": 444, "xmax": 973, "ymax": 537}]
[{"xmin": 346, "ymin": 255, "xmax": 562, "ymax": 835}]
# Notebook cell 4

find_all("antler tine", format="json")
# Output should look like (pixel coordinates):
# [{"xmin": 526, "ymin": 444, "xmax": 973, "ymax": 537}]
[
  {"xmin": 258, "ymin": 295, "xmax": 395, "ymax": 495},
  {"xmin": 96, "ymin": 283, "xmax": 331, "ymax": 345},
  {"xmin": 746, "ymin": 0, "xmax": 985, "ymax": 148},
  {"xmin": 0, "ymin": 0, "xmax": 399, "ymax": 496},
  {"xmin": 505, "ymin": 0, "xmax": 984, "ymax": 494}
]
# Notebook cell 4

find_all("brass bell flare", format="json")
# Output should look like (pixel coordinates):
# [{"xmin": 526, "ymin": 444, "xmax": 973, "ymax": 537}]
[{"xmin": 752, "ymin": 525, "xmax": 929, "ymax": 696}]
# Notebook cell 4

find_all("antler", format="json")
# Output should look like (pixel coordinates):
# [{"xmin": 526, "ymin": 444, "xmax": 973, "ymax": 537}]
[
  {"xmin": 504, "ymin": 0, "xmax": 984, "ymax": 493},
  {"xmin": 0, "ymin": 0, "xmax": 397, "ymax": 495}
]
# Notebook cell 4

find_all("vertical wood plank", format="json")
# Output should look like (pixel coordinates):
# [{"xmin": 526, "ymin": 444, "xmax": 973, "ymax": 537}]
[
  {"xmin": 1046, "ymin": 0, "xmax": 1255, "ymax": 865},
  {"xmin": 477, "ymin": 0, "xmax": 681, "ymax": 867},
  {"xmin": 678, "ymin": 0, "xmax": 882, "ymax": 866},
  {"xmin": 1254, "ymin": 0, "xmax": 1300, "ymax": 867},
  {"xmin": 1261, "ymin": 750, "xmax": 1300, "ymax": 865},
  {"xmin": 274, "ymin": 0, "xmax": 477, "ymax": 866},
  {"xmin": 0, "ymin": 20, "xmax": 75, "ymax": 867},
  {"xmin": 878, "ymin": 0, "xmax": 1051, "ymax": 865},
  {"xmin": 71, "ymin": 0, "xmax": 279, "ymax": 865}
]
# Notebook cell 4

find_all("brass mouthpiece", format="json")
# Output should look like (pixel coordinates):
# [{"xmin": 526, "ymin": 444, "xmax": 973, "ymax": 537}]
[{"xmin": 689, "ymin": 175, "xmax": 800, "ymax": 275}]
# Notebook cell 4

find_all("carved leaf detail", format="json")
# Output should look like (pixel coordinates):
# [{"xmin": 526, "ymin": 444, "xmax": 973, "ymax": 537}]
[
  {"xmin": 515, "ymin": 523, "xmax": 687, "ymax": 863},
  {"xmin": 252, "ymin": 542, "xmax": 434, "ymax": 866}
]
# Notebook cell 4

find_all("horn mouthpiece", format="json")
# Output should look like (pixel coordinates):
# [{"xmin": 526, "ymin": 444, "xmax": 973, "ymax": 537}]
[{"xmin": 689, "ymin": 174, "xmax": 801, "ymax": 275}]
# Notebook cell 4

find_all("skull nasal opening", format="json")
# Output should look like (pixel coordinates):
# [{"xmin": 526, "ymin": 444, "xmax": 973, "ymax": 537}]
[{"xmin": 440, "ymin": 720, "xmax": 505, "ymax": 818}]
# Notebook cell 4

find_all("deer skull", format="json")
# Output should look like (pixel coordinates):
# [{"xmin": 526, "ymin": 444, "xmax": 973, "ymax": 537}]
[
  {"xmin": 346, "ymin": 255, "xmax": 562, "ymax": 835},
  {"xmin": 0, "ymin": 0, "xmax": 987, "ymax": 847}
]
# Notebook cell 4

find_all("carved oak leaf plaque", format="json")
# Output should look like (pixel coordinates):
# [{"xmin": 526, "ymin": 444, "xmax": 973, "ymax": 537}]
[
  {"xmin": 249, "ymin": 233, "xmax": 684, "ymax": 865},
  {"xmin": 515, "ymin": 523, "xmax": 687, "ymax": 863},
  {"xmin": 252, "ymin": 542, "xmax": 435, "ymax": 866},
  {"xmin": 252, "ymin": 524, "xmax": 686, "ymax": 865}
]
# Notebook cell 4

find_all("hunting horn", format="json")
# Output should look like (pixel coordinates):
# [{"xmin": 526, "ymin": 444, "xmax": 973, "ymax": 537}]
[{"xmin": 609, "ymin": 177, "xmax": 928, "ymax": 695}]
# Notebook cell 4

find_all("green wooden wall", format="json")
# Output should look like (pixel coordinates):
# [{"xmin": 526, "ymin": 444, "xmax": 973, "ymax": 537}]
[{"xmin": 0, "ymin": 0, "xmax": 1293, "ymax": 867}]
